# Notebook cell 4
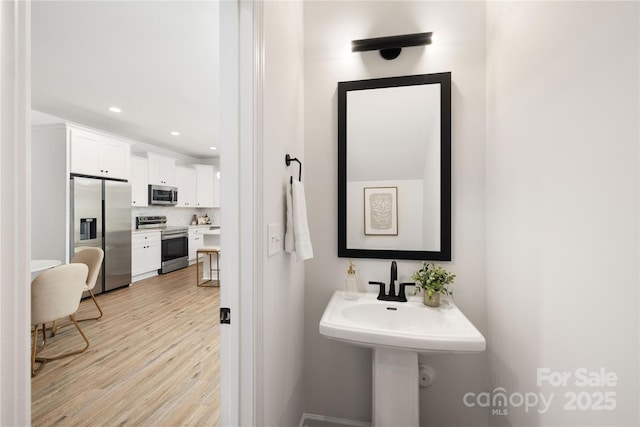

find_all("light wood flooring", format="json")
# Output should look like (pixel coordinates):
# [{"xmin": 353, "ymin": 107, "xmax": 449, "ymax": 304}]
[{"xmin": 31, "ymin": 264, "xmax": 220, "ymax": 427}]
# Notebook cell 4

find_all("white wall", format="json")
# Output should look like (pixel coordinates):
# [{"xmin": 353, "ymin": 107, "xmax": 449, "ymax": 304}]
[
  {"xmin": 31, "ymin": 126, "xmax": 69, "ymax": 262},
  {"xmin": 347, "ymin": 179, "xmax": 425, "ymax": 250},
  {"xmin": 303, "ymin": 2, "xmax": 488, "ymax": 425},
  {"xmin": 486, "ymin": 2, "xmax": 639, "ymax": 426},
  {"xmin": 262, "ymin": 1, "xmax": 306, "ymax": 425}
]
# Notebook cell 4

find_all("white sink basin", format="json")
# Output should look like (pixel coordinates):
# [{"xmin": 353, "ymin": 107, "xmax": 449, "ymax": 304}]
[
  {"xmin": 320, "ymin": 291, "xmax": 485, "ymax": 353},
  {"xmin": 320, "ymin": 290, "xmax": 485, "ymax": 426}
]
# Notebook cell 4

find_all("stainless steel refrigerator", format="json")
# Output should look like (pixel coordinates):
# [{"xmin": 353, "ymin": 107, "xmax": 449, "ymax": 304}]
[{"xmin": 70, "ymin": 176, "xmax": 132, "ymax": 294}]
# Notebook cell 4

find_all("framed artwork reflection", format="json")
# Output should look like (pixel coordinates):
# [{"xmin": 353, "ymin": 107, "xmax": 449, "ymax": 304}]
[{"xmin": 364, "ymin": 186, "xmax": 398, "ymax": 236}]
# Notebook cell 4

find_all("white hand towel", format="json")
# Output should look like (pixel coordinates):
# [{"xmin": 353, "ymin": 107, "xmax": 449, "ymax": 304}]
[
  {"xmin": 288, "ymin": 180, "xmax": 313, "ymax": 261},
  {"xmin": 284, "ymin": 181, "xmax": 295, "ymax": 253}
]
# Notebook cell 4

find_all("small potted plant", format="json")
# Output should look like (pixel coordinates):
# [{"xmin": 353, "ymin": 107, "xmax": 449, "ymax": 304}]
[{"xmin": 412, "ymin": 262, "xmax": 456, "ymax": 307}]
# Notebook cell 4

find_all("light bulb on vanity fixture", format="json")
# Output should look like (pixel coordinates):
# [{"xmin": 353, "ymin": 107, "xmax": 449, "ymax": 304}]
[{"xmin": 351, "ymin": 32, "xmax": 432, "ymax": 60}]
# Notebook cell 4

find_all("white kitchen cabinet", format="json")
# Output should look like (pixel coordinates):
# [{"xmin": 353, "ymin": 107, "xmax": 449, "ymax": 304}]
[
  {"xmin": 70, "ymin": 127, "xmax": 130, "ymax": 180},
  {"xmin": 131, "ymin": 231, "xmax": 161, "ymax": 276},
  {"xmin": 188, "ymin": 227, "xmax": 205, "ymax": 262},
  {"xmin": 212, "ymin": 166, "xmax": 220, "ymax": 208},
  {"xmin": 195, "ymin": 164, "xmax": 214, "ymax": 208},
  {"xmin": 131, "ymin": 155, "xmax": 148, "ymax": 207},
  {"xmin": 147, "ymin": 152, "xmax": 176, "ymax": 186},
  {"xmin": 175, "ymin": 166, "xmax": 197, "ymax": 207}
]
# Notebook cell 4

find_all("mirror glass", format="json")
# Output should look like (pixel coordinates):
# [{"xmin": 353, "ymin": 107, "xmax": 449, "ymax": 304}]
[{"xmin": 338, "ymin": 73, "xmax": 451, "ymax": 261}]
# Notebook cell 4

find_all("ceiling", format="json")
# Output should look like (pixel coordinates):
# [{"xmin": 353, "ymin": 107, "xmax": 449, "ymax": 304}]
[{"xmin": 31, "ymin": 1, "xmax": 219, "ymax": 159}]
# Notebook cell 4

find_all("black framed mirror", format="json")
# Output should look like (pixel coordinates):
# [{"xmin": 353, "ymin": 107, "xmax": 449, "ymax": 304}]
[{"xmin": 338, "ymin": 72, "xmax": 451, "ymax": 261}]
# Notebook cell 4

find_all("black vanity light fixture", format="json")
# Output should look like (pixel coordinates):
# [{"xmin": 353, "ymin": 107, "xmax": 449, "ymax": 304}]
[{"xmin": 352, "ymin": 32, "xmax": 432, "ymax": 60}]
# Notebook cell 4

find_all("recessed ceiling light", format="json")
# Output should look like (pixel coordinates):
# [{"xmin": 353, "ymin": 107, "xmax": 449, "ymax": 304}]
[
  {"xmin": 108, "ymin": 107, "xmax": 122, "ymax": 113},
  {"xmin": 209, "ymin": 146, "xmax": 217, "ymax": 150},
  {"xmin": 170, "ymin": 131, "xmax": 180, "ymax": 136}
]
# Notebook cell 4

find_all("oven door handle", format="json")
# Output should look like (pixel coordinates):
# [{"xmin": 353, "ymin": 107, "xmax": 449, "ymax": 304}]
[{"xmin": 161, "ymin": 233, "xmax": 188, "ymax": 240}]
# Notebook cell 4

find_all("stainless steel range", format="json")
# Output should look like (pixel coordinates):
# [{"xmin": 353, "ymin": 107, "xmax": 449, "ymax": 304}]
[{"xmin": 136, "ymin": 216, "xmax": 188, "ymax": 274}]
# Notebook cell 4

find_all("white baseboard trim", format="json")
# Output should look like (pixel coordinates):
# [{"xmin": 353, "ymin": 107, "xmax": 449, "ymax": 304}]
[
  {"xmin": 132, "ymin": 271, "xmax": 158, "ymax": 282},
  {"xmin": 298, "ymin": 413, "xmax": 371, "ymax": 427}
]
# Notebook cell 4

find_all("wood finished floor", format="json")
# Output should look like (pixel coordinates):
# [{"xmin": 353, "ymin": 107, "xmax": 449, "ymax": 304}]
[{"xmin": 31, "ymin": 264, "xmax": 220, "ymax": 427}]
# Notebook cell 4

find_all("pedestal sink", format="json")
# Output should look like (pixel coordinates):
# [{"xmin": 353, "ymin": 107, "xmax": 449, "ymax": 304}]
[{"xmin": 319, "ymin": 291, "xmax": 485, "ymax": 426}]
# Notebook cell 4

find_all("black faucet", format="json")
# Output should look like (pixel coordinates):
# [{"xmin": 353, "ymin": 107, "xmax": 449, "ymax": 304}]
[{"xmin": 369, "ymin": 261, "xmax": 414, "ymax": 302}]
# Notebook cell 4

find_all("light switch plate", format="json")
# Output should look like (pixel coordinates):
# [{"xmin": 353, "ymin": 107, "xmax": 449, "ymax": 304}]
[{"xmin": 267, "ymin": 223, "xmax": 282, "ymax": 256}]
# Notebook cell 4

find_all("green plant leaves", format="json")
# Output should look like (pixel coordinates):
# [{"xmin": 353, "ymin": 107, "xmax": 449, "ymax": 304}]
[{"xmin": 411, "ymin": 262, "xmax": 455, "ymax": 296}]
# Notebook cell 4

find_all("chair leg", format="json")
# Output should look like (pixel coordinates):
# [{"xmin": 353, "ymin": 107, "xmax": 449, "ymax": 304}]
[
  {"xmin": 79, "ymin": 289, "xmax": 103, "ymax": 321},
  {"xmin": 32, "ymin": 314, "xmax": 90, "ymax": 377},
  {"xmin": 214, "ymin": 251, "xmax": 221, "ymax": 287},
  {"xmin": 38, "ymin": 323, "xmax": 47, "ymax": 353},
  {"xmin": 52, "ymin": 290, "xmax": 104, "ymax": 335},
  {"xmin": 31, "ymin": 325, "xmax": 39, "ymax": 377},
  {"xmin": 196, "ymin": 252, "xmax": 201, "ymax": 286},
  {"xmin": 197, "ymin": 251, "xmax": 219, "ymax": 287},
  {"xmin": 31, "ymin": 323, "xmax": 51, "ymax": 376},
  {"xmin": 197, "ymin": 251, "xmax": 211, "ymax": 287}
]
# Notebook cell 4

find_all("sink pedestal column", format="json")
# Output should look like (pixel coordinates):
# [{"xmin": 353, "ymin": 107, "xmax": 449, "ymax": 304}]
[{"xmin": 372, "ymin": 348, "xmax": 419, "ymax": 426}]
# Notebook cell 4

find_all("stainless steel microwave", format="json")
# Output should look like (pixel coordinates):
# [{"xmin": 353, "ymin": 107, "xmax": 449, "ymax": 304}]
[{"xmin": 148, "ymin": 184, "xmax": 178, "ymax": 206}]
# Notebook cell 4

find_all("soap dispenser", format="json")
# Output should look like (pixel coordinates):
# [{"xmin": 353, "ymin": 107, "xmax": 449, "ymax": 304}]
[{"xmin": 345, "ymin": 260, "xmax": 358, "ymax": 300}]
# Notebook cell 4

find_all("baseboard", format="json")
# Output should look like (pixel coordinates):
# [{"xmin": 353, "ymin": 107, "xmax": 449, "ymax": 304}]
[
  {"xmin": 299, "ymin": 413, "xmax": 371, "ymax": 427},
  {"xmin": 132, "ymin": 270, "xmax": 158, "ymax": 282}
]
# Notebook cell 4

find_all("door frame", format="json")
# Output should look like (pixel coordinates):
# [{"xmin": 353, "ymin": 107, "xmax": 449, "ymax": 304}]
[
  {"xmin": 220, "ymin": 1, "xmax": 264, "ymax": 425},
  {"xmin": 0, "ymin": 1, "xmax": 32, "ymax": 425},
  {"xmin": 0, "ymin": 1, "xmax": 263, "ymax": 425}
]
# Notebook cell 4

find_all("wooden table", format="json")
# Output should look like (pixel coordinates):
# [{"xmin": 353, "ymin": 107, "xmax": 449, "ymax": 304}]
[
  {"xmin": 31, "ymin": 259, "xmax": 62, "ymax": 273},
  {"xmin": 31, "ymin": 260, "xmax": 62, "ymax": 281}
]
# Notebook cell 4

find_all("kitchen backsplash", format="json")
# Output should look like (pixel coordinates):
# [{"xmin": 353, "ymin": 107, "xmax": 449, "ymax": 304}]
[{"xmin": 132, "ymin": 207, "xmax": 220, "ymax": 228}]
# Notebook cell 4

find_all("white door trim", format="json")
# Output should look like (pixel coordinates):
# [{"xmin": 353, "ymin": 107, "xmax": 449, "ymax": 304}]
[
  {"xmin": 220, "ymin": 1, "xmax": 264, "ymax": 425},
  {"xmin": 0, "ymin": 1, "xmax": 32, "ymax": 425},
  {"xmin": 0, "ymin": 2, "xmax": 264, "ymax": 425}
]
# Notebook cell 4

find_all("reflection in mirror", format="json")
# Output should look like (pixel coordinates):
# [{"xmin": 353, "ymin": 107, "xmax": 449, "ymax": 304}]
[{"xmin": 338, "ymin": 73, "xmax": 451, "ymax": 261}]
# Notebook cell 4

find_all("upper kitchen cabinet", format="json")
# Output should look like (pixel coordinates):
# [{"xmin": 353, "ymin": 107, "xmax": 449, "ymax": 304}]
[
  {"xmin": 213, "ymin": 165, "xmax": 220, "ymax": 207},
  {"xmin": 147, "ymin": 152, "xmax": 176, "ymax": 186},
  {"xmin": 70, "ymin": 127, "xmax": 131, "ymax": 180},
  {"xmin": 131, "ymin": 155, "xmax": 149, "ymax": 207},
  {"xmin": 195, "ymin": 164, "xmax": 216, "ymax": 208},
  {"xmin": 175, "ymin": 166, "xmax": 197, "ymax": 207}
]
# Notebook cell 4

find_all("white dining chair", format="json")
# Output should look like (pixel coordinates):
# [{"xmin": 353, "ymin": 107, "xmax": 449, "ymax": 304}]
[
  {"xmin": 51, "ymin": 247, "xmax": 104, "ymax": 336},
  {"xmin": 31, "ymin": 263, "xmax": 89, "ymax": 377}
]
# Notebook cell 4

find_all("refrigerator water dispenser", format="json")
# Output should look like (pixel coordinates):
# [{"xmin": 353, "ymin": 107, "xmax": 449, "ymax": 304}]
[{"xmin": 80, "ymin": 218, "xmax": 97, "ymax": 240}]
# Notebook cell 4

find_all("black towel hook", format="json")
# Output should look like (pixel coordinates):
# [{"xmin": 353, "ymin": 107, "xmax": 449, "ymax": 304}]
[{"xmin": 285, "ymin": 154, "xmax": 302, "ymax": 184}]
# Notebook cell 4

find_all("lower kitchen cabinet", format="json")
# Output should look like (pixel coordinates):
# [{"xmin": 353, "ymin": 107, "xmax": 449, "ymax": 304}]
[
  {"xmin": 188, "ymin": 227, "xmax": 205, "ymax": 262},
  {"xmin": 132, "ymin": 231, "xmax": 161, "ymax": 278}
]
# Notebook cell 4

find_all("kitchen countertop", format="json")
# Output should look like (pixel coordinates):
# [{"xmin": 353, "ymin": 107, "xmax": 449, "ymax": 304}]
[
  {"xmin": 132, "ymin": 228, "xmax": 162, "ymax": 234},
  {"xmin": 133, "ymin": 225, "xmax": 221, "ymax": 233},
  {"xmin": 201, "ymin": 229, "xmax": 220, "ymax": 235}
]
